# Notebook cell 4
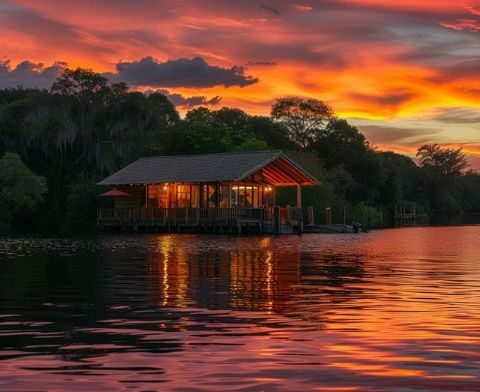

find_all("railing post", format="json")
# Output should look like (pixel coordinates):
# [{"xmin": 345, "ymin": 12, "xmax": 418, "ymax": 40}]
[
  {"xmin": 306, "ymin": 207, "xmax": 314, "ymax": 225},
  {"xmin": 297, "ymin": 208, "xmax": 304, "ymax": 234},
  {"xmin": 296, "ymin": 184, "xmax": 302, "ymax": 208}
]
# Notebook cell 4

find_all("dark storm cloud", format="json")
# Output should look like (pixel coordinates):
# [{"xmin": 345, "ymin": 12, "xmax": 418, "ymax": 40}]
[
  {"xmin": 110, "ymin": 57, "xmax": 259, "ymax": 88},
  {"xmin": 0, "ymin": 60, "xmax": 66, "ymax": 89},
  {"xmin": 0, "ymin": 56, "xmax": 258, "ymax": 90}
]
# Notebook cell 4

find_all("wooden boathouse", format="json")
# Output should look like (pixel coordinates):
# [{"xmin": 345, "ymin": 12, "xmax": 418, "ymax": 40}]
[{"xmin": 97, "ymin": 150, "xmax": 319, "ymax": 234}]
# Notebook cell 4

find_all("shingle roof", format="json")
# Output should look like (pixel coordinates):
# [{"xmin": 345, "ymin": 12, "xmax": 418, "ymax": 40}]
[{"xmin": 97, "ymin": 150, "xmax": 319, "ymax": 186}]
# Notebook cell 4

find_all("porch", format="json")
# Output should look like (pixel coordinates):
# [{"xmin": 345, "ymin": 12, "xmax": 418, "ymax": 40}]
[{"xmin": 97, "ymin": 206, "xmax": 304, "ymax": 234}]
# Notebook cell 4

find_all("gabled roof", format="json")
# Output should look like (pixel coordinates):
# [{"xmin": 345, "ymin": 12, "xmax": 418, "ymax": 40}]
[{"xmin": 97, "ymin": 150, "xmax": 320, "ymax": 186}]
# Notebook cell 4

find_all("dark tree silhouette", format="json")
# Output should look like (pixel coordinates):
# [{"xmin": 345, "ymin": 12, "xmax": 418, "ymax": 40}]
[
  {"xmin": 416, "ymin": 144, "xmax": 469, "ymax": 176},
  {"xmin": 271, "ymin": 96, "xmax": 334, "ymax": 147}
]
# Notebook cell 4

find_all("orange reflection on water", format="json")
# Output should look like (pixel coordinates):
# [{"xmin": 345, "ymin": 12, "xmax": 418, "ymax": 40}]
[{"xmin": 19, "ymin": 228, "xmax": 474, "ymax": 391}]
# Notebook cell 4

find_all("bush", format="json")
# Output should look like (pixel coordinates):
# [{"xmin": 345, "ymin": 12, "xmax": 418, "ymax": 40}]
[
  {"xmin": 63, "ymin": 176, "xmax": 99, "ymax": 231},
  {"xmin": 0, "ymin": 152, "xmax": 47, "ymax": 232}
]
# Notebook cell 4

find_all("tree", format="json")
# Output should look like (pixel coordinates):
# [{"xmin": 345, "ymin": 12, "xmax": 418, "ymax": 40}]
[
  {"xmin": 213, "ymin": 107, "xmax": 249, "ymax": 130},
  {"xmin": 246, "ymin": 116, "xmax": 298, "ymax": 150},
  {"xmin": 0, "ymin": 152, "xmax": 47, "ymax": 231},
  {"xmin": 271, "ymin": 96, "xmax": 334, "ymax": 147},
  {"xmin": 235, "ymin": 138, "xmax": 268, "ymax": 152},
  {"xmin": 185, "ymin": 107, "xmax": 214, "ymax": 123},
  {"xmin": 377, "ymin": 151, "xmax": 423, "ymax": 208},
  {"xmin": 312, "ymin": 118, "xmax": 368, "ymax": 169},
  {"xmin": 51, "ymin": 67, "xmax": 127, "ymax": 98},
  {"xmin": 165, "ymin": 120, "xmax": 233, "ymax": 155},
  {"xmin": 311, "ymin": 118, "xmax": 384, "ymax": 202},
  {"xmin": 63, "ymin": 176, "xmax": 99, "ymax": 230},
  {"xmin": 416, "ymin": 144, "xmax": 469, "ymax": 176},
  {"xmin": 459, "ymin": 171, "xmax": 480, "ymax": 212}
]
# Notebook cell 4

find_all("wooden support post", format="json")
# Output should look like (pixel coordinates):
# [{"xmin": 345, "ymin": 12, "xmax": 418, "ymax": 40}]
[
  {"xmin": 307, "ymin": 206, "xmax": 314, "ymax": 225},
  {"xmin": 296, "ymin": 184, "xmax": 302, "ymax": 208},
  {"xmin": 297, "ymin": 219, "xmax": 303, "ymax": 234},
  {"xmin": 326, "ymin": 207, "xmax": 331, "ymax": 225},
  {"xmin": 274, "ymin": 206, "xmax": 281, "ymax": 235}
]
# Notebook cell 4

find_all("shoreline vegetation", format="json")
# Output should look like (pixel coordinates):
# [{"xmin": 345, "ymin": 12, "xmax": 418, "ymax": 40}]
[{"xmin": 1, "ymin": 67, "xmax": 480, "ymax": 233}]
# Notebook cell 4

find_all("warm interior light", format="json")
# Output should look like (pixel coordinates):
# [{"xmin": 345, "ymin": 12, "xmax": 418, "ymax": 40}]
[{"xmin": 266, "ymin": 186, "xmax": 272, "ymax": 192}]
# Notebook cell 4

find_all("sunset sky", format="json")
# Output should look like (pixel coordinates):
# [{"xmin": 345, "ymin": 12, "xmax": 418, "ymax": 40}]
[{"xmin": 1, "ymin": 0, "xmax": 479, "ymax": 165}]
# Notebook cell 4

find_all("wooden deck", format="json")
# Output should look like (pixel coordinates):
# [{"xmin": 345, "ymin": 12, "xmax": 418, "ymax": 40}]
[{"xmin": 97, "ymin": 207, "xmax": 304, "ymax": 234}]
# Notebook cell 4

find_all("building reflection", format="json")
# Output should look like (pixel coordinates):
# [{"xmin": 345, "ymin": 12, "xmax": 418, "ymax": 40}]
[
  {"xmin": 145, "ymin": 236, "xmax": 366, "ymax": 319},
  {"xmin": 146, "ymin": 236, "xmax": 303, "ymax": 314}
]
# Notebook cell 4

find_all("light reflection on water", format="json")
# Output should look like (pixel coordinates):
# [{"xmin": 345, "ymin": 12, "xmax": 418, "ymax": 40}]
[{"xmin": 1, "ymin": 227, "xmax": 480, "ymax": 391}]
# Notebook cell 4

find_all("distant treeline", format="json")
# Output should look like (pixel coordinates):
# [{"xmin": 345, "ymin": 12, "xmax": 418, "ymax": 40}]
[{"xmin": 1, "ymin": 68, "xmax": 479, "ymax": 232}]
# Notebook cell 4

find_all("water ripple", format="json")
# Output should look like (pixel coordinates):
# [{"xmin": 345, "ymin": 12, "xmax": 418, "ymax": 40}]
[{"xmin": 1, "ymin": 228, "xmax": 480, "ymax": 391}]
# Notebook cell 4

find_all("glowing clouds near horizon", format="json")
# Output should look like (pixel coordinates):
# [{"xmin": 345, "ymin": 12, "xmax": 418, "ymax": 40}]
[{"xmin": 1, "ymin": 0, "xmax": 480, "ymax": 165}]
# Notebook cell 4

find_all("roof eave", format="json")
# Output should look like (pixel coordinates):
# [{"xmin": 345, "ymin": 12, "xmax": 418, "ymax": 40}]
[
  {"xmin": 278, "ymin": 153, "xmax": 322, "ymax": 185},
  {"xmin": 234, "ymin": 151, "xmax": 284, "ymax": 182}
]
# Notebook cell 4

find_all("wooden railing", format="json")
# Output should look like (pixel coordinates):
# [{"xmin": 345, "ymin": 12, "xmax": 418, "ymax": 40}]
[
  {"xmin": 279, "ymin": 207, "xmax": 303, "ymax": 224},
  {"xmin": 97, "ymin": 207, "xmax": 279, "ymax": 227}
]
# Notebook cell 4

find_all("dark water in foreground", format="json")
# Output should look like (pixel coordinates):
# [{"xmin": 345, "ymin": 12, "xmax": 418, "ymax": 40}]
[{"xmin": 1, "ymin": 228, "xmax": 480, "ymax": 391}]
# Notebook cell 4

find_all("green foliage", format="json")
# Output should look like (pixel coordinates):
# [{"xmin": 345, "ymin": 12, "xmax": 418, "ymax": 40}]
[
  {"xmin": 276, "ymin": 151, "xmax": 335, "ymax": 222},
  {"xmin": 166, "ymin": 106, "xmax": 272, "ymax": 155},
  {"xmin": 213, "ymin": 107, "xmax": 249, "ymax": 130},
  {"xmin": 246, "ymin": 115, "xmax": 298, "ymax": 150},
  {"xmin": 63, "ymin": 176, "xmax": 99, "ymax": 230},
  {"xmin": 165, "ymin": 120, "xmax": 232, "ymax": 154},
  {"xmin": 417, "ymin": 144, "xmax": 469, "ymax": 177},
  {"xmin": 51, "ymin": 67, "xmax": 124, "ymax": 97},
  {"xmin": 312, "ymin": 118, "xmax": 385, "ymax": 202},
  {"xmin": 343, "ymin": 203, "xmax": 384, "ymax": 227},
  {"xmin": 271, "ymin": 96, "xmax": 334, "ymax": 147},
  {"xmin": 313, "ymin": 118, "xmax": 368, "ymax": 169},
  {"xmin": 0, "ymin": 152, "xmax": 47, "ymax": 231},
  {"xmin": 459, "ymin": 171, "xmax": 480, "ymax": 212},
  {"xmin": 235, "ymin": 138, "xmax": 268, "ymax": 152}
]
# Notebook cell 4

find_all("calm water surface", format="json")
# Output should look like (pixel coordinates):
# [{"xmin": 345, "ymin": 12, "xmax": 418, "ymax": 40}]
[{"xmin": 1, "ymin": 227, "xmax": 480, "ymax": 391}]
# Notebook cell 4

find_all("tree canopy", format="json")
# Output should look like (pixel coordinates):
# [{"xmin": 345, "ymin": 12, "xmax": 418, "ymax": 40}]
[
  {"xmin": 271, "ymin": 96, "xmax": 334, "ymax": 148},
  {"xmin": 416, "ymin": 144, "xmax": 469, "ymax": 177}
]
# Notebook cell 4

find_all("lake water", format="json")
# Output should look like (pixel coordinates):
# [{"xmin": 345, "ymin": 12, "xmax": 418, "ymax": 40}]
[{"xmin": 1, "ymin": 227, "xmax": 480, "ymax": 391}]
